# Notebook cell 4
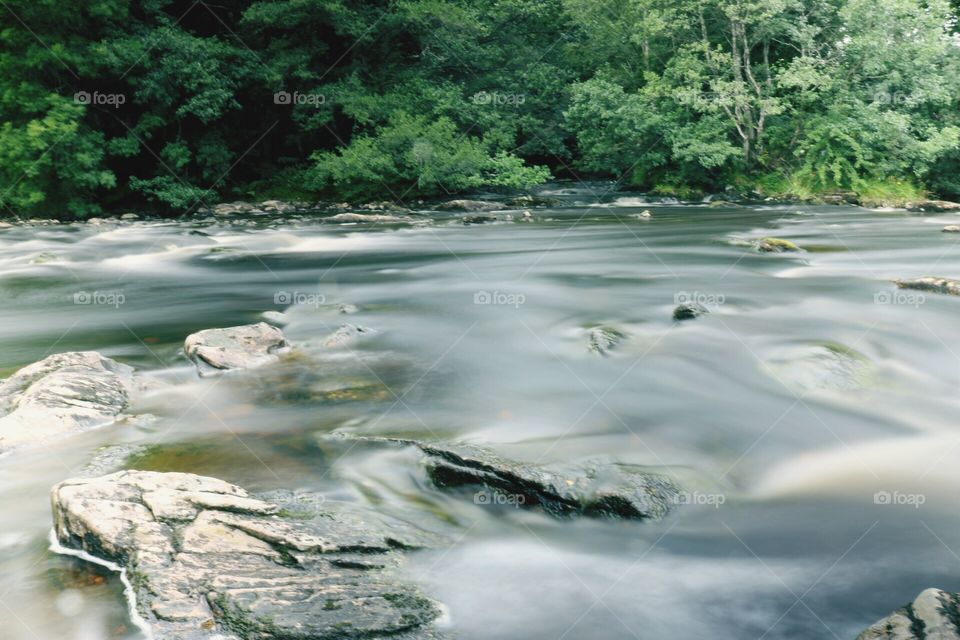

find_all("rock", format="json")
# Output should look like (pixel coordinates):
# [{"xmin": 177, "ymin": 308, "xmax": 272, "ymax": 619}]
[
  {"xmin": 818, "ymin": 191, "xmax": 861, "ymax": 206},
  {"xmin": 758, "ymin": 237, "xmax": 801, "ymax": 253},
  {"xmin": 505, "ymin": 195, "xmax": 558, "ymax": 208},
  {"xmin": 461, "ymin": 214, "xmax": 497, "ymax": 224},
  {"xmin": 586, "ymin": 326, "xmax": 625, "ymax": 356},
  {"xmin": 258, "ymin": 200, "xmax": 297, "ymax": 214},
  {"xmin": 629, "ymin": 210, "xmax": 652, "ymax": 219},
  {"xmin": 419, "ymin": 442, "xmax": 679, "ymax": 520},
  {"xmin": 0, "ymin": 352, "xmax": 134, "ymax": 453},
  {"xmin": 766, "ymin": 342, "xmax": 874, "ymax": 393},
  {"xmin": 673, "ymin": 302, "xmax": 709, "ymax": 321},
  {"xmin": 0, "ymin": 221, "xmax": 13, "ymax": 229},
  {"xmin": 321, "ymin": 324, "xmax": 374, "ymax": 348},
  {"xmin": 184, "ymin": 323, "xmax": 288, "ymax": 376},
  {"xmin": 357, "ymin": 201, "xmax": 412, "ymax": 214},
  {"xmin": 120, "ymin": 213, "xmax": 139, "ymax": 220},
  {"xmin": 325, "ymin": 213, "xmax": 416, "ymax": 224},
  {"xmin": 857, "ymin": 588, "xmax": 960, "ymax": 639},
  {"xmin": 908, "ymin": 200, "xmax": 960, "ymax": 213},
  {"xmin": 435, "ymin": 199, "xmax": 500, "ymax": 212},
  {"xmin": 52, "ymin": 470, "xmax": 446, "ymax": 640},
  {"xmin": 87, "ymin": 218, "xmax": 105, "ymax": 225},
  {"xmin": 894, "ymin": 277, "xmax": 960, "ymax": 297},
  {"xmin": 943, "ymin": 225, "xmax": 960, "ymax": 233}
]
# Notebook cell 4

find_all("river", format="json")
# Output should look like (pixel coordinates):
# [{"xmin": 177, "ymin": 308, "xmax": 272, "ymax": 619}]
[{"xmin": 1, "ymin": 185, "xmax": 959, "ymax": 639}]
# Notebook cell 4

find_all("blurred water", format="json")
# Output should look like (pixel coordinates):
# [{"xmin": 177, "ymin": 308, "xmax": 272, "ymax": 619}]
[{"xmin": 2, "ymin": 190, "xmax": 960, "ymax": 639}]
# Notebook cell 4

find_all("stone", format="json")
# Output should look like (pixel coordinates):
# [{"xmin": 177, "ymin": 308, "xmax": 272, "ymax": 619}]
[
  {"xmin": 673, "ymin": 302, "xmax": 709, "ymax": 321},
  {"xmin": 586, "ymin": 326, "xmax": 625, "ymax": 356},
  {"xmin": 325, "ymin": 213, "xmax": 416, "ymax": 224},
  {"xmin": 0, "ymin": 352, "xmax": 134, "ymax": 453},
  {"xmin": 908, "ymin": 200, "xmax": 960, "ymax": 213},
  {"xmin": 52, "ymin": 470, "xmax": 446, "ymax": 640},
  {"xmin": 120, "ymin": 213, "xmax": 140, "ymax": 220},
  {"xmin": 857, "ymin": 588, "xmax": 960, "ymax": 639},
  {"xmin": 757, "ymin": 237, "xmax": 801, "ymax": 253},
  {"xmin": 321, "ymin": 324, "xmax": 374, "ymax": 348},
  {"xmin": 435, "ymin": 199, "xmax": 500, "ymax": 212},
  {"xmin": 894, "ymin": 277, "xmax": 960, "ymax": 297},
  {"xmin": 943, "ymin": 225, "xmax": 960, "ymax": 233},
  {"xmin": 184, "ymin": 323, "xmax": 288, "ymax": 376}
]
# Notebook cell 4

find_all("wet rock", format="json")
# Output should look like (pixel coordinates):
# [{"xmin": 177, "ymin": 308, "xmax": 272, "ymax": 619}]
[
  {"xmin": 894, "ymin": 277, "xmax": 960, "ymax": 297},
  {"xmin": 358, "ymin": 201, "xmax": 412, "ymax": 214},
  {"xmin": 435, "ymin": 199, "xmax": 500, "ymax": 212},
  {"xmin": 629, "ymin": 210, "xmax": 652, "ymax": 219},
  {"xmin": 52, "ymin": 470, "xmax": 446, "ymax": 640},
  {"xmin": 184, "ymin": 323, "xmax": 288, "ymax": 376},
  {"xmin": 0, "ymin": 221, "xmax": 14, "ymax": 229},
  {"xmin": 419, "ymin": 442, "xmax": 679, "ymax": 520},
  {"xmin": 908, "ymin": 200, "xmax": 960, "ymax": 213},
  {"xmin": 586, "ymin": 326, "xmax": 625, "ymax": 356},
  {"xmin": 766, "ymin": 342, "xmax": 874, "ymax": 393},
  {"xmin": 325, "ymin": 213, "xmax": 417, "ymax": 224},
  {"xmin": 757, "ymin": 237, "xmax": 801, "ymax": 253},
  {"xmin": 321, "ymin": 324, "xmax": 374, "ymax": 348},
  {"xmin": 120, "ymin": 213, "xmax": 140, "ymax": 221},
  {"xmin": 461, "ymin": 214, "xmax": 498, "ymax": 225},
  {"xmin": 673, "ymin": 302, "xmax": 709, "ymax": 321},
  {"xmin": 505, "ymin": 195, "xmax": 558, "ymax": 208},
  {"xmin": 857, "ymin": 588, "xmax": 960, "ymax": 639},
  {"xmin": 0, "ymin": 352, "xmax": 134, "ymax": 453},
  {"xmin": 943, "ymin": 225, "xmax": 960, "ymax": 233}
]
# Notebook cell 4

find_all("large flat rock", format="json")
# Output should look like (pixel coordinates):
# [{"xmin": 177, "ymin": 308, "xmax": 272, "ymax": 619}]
[
  {"xmin": 0, "ymin": 352, "xmax": 133, "ymax": 453},
  {"xmin": 52, "ymin": 470, "xmax": 446, "ymax": 639},
  {"xmin": 858, "ymin": 588, "xmax": 960, "ymax": 639},
  {"xmin": 184, "ymin": 323, "xmax": 288, "ymax": 376}
]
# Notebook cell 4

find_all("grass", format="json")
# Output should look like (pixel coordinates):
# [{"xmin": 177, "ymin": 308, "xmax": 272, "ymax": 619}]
[{"xmin": 753, "ymin": 171, "xmax": 928, "ymax": 208}]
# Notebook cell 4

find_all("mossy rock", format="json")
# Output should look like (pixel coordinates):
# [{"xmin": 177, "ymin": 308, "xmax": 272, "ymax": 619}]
[{"xmin": 758, "ymin": 237, "xmax": 801, "ymax": 253}]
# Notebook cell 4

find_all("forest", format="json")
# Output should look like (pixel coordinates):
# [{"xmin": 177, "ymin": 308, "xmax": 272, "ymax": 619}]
[{"xmin": 1, "ymin": 0, "xmax": 959, "ymax": 217}]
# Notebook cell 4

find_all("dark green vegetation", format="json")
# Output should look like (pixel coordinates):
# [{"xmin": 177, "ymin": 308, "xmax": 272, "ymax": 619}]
[{"xmin": 1, "ymin": 0, "xmax": 959, "ymax": 217}]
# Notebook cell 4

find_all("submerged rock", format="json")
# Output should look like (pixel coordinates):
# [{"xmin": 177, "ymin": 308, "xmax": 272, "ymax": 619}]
[
  {"xmin": 435, "ymin": 199, "xmax": 500, "ymax": 212},
  {"xmin": 758, "ymin": 237, "xmax": 801, "ymax": 253},
  {"xmin": 586, "ymin": 326, "xmax": 625, "ymax": 356},
  {"xmin": 857, "ymin": 588, "xmax": 960, "ymax": 639},
  {"xmin": 894, "ymin": 276, "xmax": 960, "ymax": 297},
  {"xmin": 51, "ymin": 470, "xmax": 446, "ymax": 640},
  {"xmin": 460, "ymin": 214, "xmax": 498, "ymax": 224},
  {"xmin": 673, "ymin": 302, "xmax": 709, "ymax": 321},
  {"xmin": 0, "ymin": 352, "xmax": 134, "ymax": 453},
  {"xmin": 184, "ymin": 323, "xmax": 288, "ymax": 376},
  {"xmin": 321, "ymin": 324, "xmax": 374, "ymax": 348},
  {"xmin": 766, "ymin": 342, "xmax": 874, "ymax": 393}
]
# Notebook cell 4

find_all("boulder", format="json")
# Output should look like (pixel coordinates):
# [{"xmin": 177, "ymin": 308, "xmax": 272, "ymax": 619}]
[
  {"xmin": 894, "ymin": 277, "xmax": 960, "ymax": 297},
  {"xmin": 461, "ymin": 214, "xmax": 498, "ymax": 224},
  {"xmin": 758, "ymin": 237, "xmax": 801, "ymax": 253},
  {"xmin": 52, "ymin": 470, "xmax": 446, "ymax": 640},
  {"xmin": 435, "ymin": 199, "xmax": 500, "ymax": 212},
  {"xmin": 184, "ymin": 323, "xmax": 288, "ymax": 376},
  {"xmin": 943, "ymin": 226, "xmax": 960, "ymax": 233},
  {"xmin": 908, "ymin": 200, "xmax": 960, "ymax": 213},
  {"xmin": 673, "ymin": 302, "xmax": 709, "ymax": 321},
  {"xmin": 857, "ymin": 588, "xmax": 960, "ymax": 639},
  {"xmin": 0, "ymin": 352, "xmax": 134, "ymax": 453}
]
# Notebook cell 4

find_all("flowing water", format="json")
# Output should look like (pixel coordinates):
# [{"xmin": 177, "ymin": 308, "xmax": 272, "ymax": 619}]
[{"xmin": 2, "ymin": 186, "xmax": 960, "ymax": 639}]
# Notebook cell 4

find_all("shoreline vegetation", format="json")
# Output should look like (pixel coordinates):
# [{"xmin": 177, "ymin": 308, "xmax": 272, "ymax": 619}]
[{"xmin": 1, "ymin": 0, "xmax": 959, "ymax": 219}]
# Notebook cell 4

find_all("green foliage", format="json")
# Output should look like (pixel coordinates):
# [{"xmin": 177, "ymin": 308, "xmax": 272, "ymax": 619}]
[{"xmin": 0, "ymin": 0, "xmax": 957, "ymax": 217}]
